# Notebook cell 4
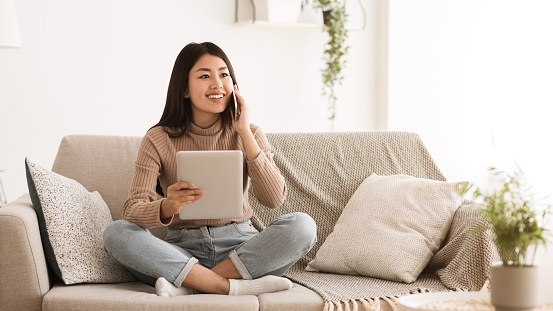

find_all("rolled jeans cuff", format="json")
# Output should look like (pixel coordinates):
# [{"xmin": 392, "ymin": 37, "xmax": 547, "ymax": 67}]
[
  {"xmin": 174, "ymin": 257, "xmax": 199, "ymax": 287},
  {"xmin": 229, "ymin": 250, "xmax": 252, "ymax": 280}
]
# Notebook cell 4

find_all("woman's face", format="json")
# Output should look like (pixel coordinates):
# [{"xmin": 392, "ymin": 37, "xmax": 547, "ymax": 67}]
[{"xmin": 186, "ymin": 54, "xmax": 234, "ymax": 125}]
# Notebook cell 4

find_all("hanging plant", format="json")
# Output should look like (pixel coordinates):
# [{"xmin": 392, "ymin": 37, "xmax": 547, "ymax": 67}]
[{"xmin": 305, "ymin": 0, "xmax": 349, "ymax": 128}]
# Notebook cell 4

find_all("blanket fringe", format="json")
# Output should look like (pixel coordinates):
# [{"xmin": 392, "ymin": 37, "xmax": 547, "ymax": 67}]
[
  {"xmin": 359, "ymin": 298, "xmax": 380, "ymax": 311},
  {"xmin": 350, "ymin": 299, "xmax": 359, "ymax": 311},
  {"xmin": 382, "ymin": 296, "xmax": 399, "ymax": 311},
  {"xmin": 324, "ymin": 298, "xmax": 383, "ymax": 311},
  {"xmin": 324, "ymin": 287, "xmax": 482, "ymax": 311}
]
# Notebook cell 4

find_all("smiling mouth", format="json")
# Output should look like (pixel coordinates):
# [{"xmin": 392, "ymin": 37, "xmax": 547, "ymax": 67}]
[{"xmin": 207, "ymin": 94, "xmax": 224, "ymax": 99}]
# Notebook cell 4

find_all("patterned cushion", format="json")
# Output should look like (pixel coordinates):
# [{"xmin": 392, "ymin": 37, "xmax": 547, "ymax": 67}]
[
  {"xmin": 25, "ymin": 158, "xmax": 136, "ymax": 285},
  {"xmin": 305, "ymin": 173, "xmax": 464, "ymax": 283}
]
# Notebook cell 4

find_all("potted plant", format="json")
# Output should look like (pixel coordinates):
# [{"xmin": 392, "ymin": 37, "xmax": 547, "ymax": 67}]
[
  {"xmin": 303, "ymin": 0, "xmax": 349, "ymax": 129},
  {"xmin": 464, "ymin": 167, "xmax": 551, "ymax": 311}
]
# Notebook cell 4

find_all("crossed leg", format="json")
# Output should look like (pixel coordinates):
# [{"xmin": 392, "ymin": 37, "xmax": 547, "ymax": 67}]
[{"xmin": 104, "ymin": 212, "xmax": 316, "ymax": 297}]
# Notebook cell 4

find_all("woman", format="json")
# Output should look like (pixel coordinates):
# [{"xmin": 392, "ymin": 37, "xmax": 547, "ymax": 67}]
[{"xmin": 103, "ymin": 42, "xmax": 317, "ymax": 297}]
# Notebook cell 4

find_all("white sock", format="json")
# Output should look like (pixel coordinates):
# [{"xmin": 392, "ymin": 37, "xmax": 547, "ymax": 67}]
[
  {"xmin": 228, "ymin": 275, "xmax": 293, "ymax": 296},
  {"xmin": 155, "ymin": 277, "xmax": 194, "ymax": 297}
]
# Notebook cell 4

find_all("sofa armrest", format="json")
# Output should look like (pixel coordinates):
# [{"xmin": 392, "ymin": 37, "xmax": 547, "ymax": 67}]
[
  {"xmin": 426, "ymin": 199, "xmax": 499, "ymax": 291},
  {"xmin": 0, "ymin": 194, "xmax": 51, "ymax": 311}
]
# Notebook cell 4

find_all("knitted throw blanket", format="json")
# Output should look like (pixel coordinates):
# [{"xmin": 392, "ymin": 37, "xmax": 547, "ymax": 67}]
[{"xmin": 249, "ymin": 132, "xmax": 498, "ymax": 311}]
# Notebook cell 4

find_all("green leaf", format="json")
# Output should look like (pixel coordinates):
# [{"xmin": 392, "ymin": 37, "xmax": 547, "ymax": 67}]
[{"xmin": 469, "ymin": 167, "xmax": 552, "ymax": 266}]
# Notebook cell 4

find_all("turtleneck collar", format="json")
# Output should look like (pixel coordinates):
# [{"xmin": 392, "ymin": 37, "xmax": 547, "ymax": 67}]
[{"xmin": 188, "ymin": 117, "xmax": 223, "ymax": 136}]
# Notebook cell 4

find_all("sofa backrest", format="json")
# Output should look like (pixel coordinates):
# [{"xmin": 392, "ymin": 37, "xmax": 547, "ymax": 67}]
[
  {"xmin": 51, "ymin": 132, "xmax": 445, "ymax": 245},
  {"xmin": 52, "ymin": 135, "xmax": 141, "ymax": 221}
]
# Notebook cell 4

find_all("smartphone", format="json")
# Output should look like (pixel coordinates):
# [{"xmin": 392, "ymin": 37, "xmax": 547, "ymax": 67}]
[{"xmin": 230, "ymin": 88, "xmax": 239, "ymax": 122}]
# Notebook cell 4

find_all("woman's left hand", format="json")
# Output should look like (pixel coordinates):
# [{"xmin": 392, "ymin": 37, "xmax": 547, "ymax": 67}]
[
  {"xmin": 232, "ymin": 85, "xmax": 251, "ymax": 135},
  {"xmin": 231, "ymin": 85, "xmax": 261, "ymax": 161}
]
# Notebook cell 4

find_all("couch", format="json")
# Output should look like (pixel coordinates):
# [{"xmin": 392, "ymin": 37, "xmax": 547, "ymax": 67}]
[{"xmin": 0, "ymin": 132, "xmax": 497, "ymax": 311}]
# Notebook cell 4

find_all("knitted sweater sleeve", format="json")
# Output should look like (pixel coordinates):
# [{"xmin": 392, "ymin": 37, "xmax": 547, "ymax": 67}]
[
  {"xmin": 246, "ymin": 127, "xmax": 287, "ymax": 208},
  {"xmin": 122, "ymin": 130, "xmax": 170, "ymax": 228}
]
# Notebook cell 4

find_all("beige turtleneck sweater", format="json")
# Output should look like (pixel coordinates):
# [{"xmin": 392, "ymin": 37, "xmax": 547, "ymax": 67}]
[{"xmin": 123, "ymin": 120, "xmax": 286, "ymax": 229}]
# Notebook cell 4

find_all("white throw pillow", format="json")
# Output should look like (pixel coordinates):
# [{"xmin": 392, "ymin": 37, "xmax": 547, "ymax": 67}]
[
  {"xmin": 306, "ymin": 173, "xmax": 464, "ymax": 283},
  {"xmin": 25, "ymin": 158, "xmax": 136, "ymax": 285}
]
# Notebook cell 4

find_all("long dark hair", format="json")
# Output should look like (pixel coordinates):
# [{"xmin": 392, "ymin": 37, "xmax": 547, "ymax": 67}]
[{"xmin": 154, "ymin": 42, "xmax": 238, "ymax": 137}]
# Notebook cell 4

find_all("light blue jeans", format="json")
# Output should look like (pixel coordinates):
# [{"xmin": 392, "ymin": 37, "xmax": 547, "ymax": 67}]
[{"xmin": 103, "ymin": 212, "xmax": 317, "ymax": 287}]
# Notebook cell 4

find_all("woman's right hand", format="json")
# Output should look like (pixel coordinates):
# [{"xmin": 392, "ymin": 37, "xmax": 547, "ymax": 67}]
[{"xmin": 160, "ymin": 182, "xmax": 204, "ymax": 221}]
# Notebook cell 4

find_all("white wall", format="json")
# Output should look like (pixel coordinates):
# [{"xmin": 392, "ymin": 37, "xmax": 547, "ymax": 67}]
[
  {"xmin": 388, "ymin": 0, "xmax": 553, "ymax": 298},
  {"xmin": 0, "ymin": 0, "xmax": 377, "ymax": 202}
]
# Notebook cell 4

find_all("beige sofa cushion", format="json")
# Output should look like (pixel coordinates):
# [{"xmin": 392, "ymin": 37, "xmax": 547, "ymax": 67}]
[
  {"xmin": 257, "ymin": 283, "xmax": 324, "ymax": 311},
  {"xmin": 43, "ymin": 282, "xmax": 259, "ymax": 311},
  {"xmin": 43, "ymin": 282, "xmax": 395, "ymax": 311}
]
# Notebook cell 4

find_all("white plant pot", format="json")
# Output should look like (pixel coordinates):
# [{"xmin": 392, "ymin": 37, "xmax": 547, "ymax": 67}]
[
  {"xmin": 253, "ymin": 0, "xmax": 302, "ymax": 24},
  {"xmin": 490, "ymin": 262, "xmax": 539, "ymax": 311}
]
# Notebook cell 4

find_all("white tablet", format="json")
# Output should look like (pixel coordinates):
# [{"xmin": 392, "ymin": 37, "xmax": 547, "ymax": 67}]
[{"xmin": 176, "ymin": 150, "xmax": 244, "ymax": 220}]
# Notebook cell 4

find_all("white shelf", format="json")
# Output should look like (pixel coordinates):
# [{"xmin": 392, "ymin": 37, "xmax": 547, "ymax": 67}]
[
  {"xmin": 234, "ymin": 20, "xmax": 365, "ymax": 31},
  {"xmin": 234, "ymin": 20, "xmax": 323, "ymax": 29},
  {"xmin": 234, "ymin": 0, "xmax": 366, "ymax": 31}
]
